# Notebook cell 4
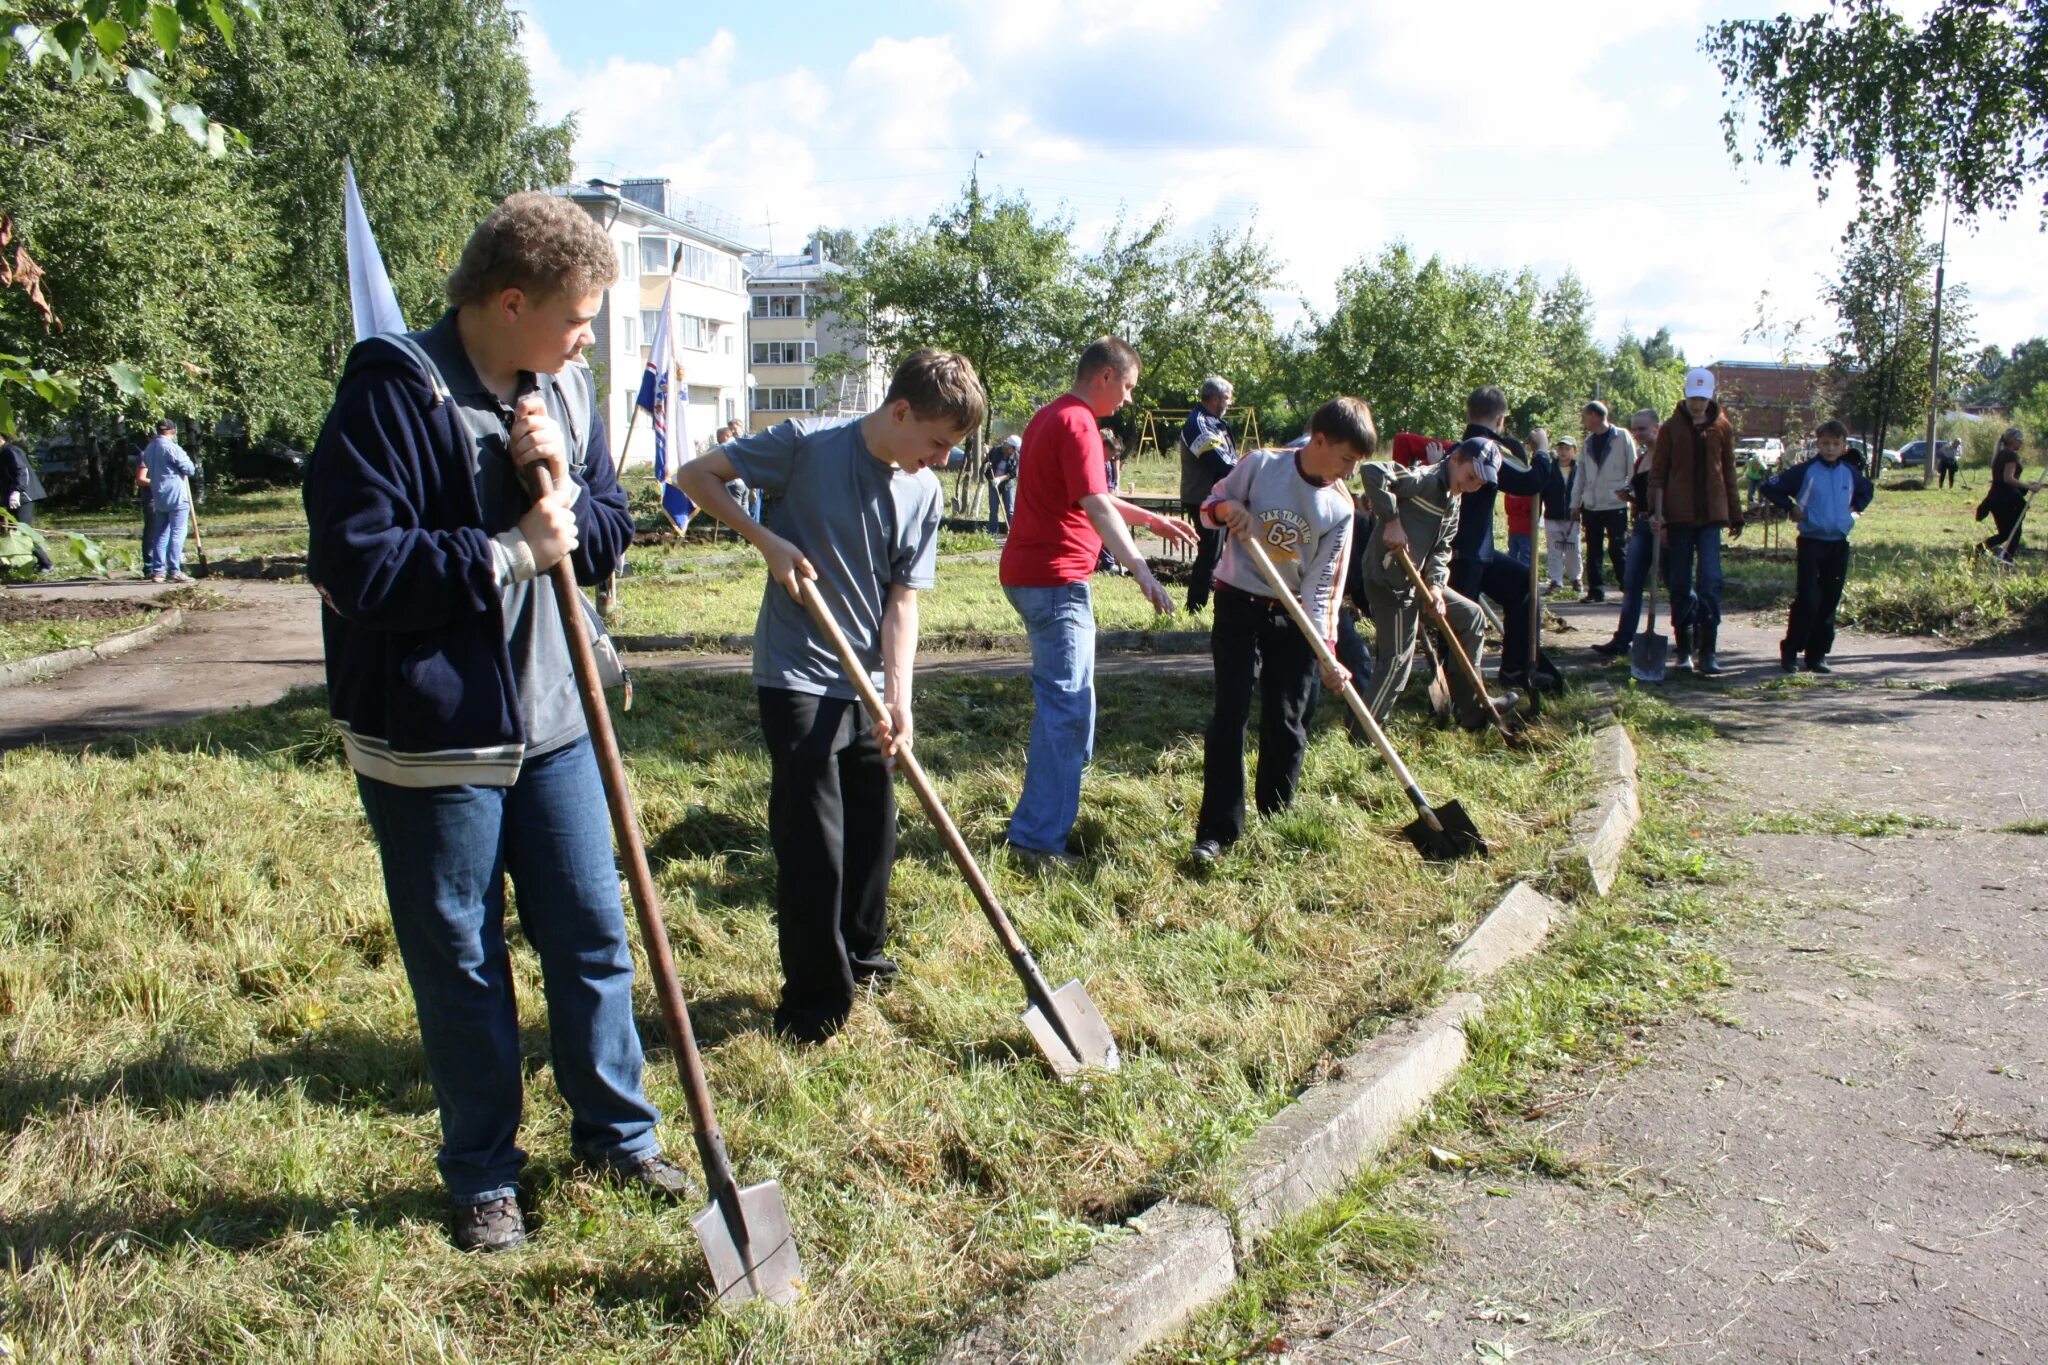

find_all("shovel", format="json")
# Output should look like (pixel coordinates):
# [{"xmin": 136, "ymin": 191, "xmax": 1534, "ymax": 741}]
[
  {"xmin": 1391, "ymin": 546, "xmax": 1515, "ymax": 741},
  {"xmin": 1630, "ymin": 549, "xmax": 1669, "ymax": 684},
  {"xmin": 528, "ymin": 460, "xmax": 802, "ymax": 1308},
  {"xmin": 187, "ymin": 503, "xmax": 209, "ymax": 578},
  {"xmin": 796, "ymin": 577, "xmax": 1118, "ymax": 1081},
  {"xmin": 1238, "ymin": 534, "xmax": 1486, "ymax": 860}
]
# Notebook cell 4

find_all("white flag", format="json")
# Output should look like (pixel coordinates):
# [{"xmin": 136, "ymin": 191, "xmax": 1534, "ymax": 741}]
[{"xmin": 344, "ymin": 158, "xmax": 406, "ymax": 342}]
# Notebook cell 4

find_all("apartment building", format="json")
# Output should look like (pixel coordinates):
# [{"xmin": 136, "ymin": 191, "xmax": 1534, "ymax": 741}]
[
  {"xmin": 557, "ymin": 178, "xmax": 758, "ymax": 468},
  {"xmin": 743, "ymin": 238, "xmax": 887, "ymax": 433}
]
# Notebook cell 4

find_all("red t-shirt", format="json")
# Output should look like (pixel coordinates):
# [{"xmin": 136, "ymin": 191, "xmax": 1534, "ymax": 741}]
[
  {"xmin": 1391, "ymin": 432, "xmax": 1453, "ymax": 468},
  {"xmin": 1505, "ymin": 493, "xmax": 1534, "ymax": 535},
  {"xmin": 999, "ymin": 394, "xmax": 1110, "ymax": 588}
]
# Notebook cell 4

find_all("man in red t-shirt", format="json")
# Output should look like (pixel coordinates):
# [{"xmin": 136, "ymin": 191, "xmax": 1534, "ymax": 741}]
[{"xmin": 999, "ymin": 337, "xmax": 1196, "ymax": 864}]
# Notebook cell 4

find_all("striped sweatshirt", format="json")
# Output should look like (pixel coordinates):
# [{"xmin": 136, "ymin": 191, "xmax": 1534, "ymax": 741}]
[{"xmin": 1202, "ymin": 447, "xmax": 1355, "ymax": 637}]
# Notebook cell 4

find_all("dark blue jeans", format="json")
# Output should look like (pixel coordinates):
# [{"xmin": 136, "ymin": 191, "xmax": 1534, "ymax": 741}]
[
  {"xmin": 355, "ymin": 736, "xmax": 661, "ymax": 1204},
  {"xmin": 1612, "ymin": 522, "xmax": 1658, "ymax": 643},
  {"xmin": 1665, "ymin": 526, "xmax": 1725, "ymax": 636}
]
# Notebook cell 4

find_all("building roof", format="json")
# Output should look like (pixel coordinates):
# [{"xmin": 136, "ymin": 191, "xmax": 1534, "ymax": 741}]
[
  {"xmin": 743, "ymin": 243, "xmax": 844, "ymax": 287},
  {"xmin": 555, "ymin": 181, "xmax": 761, "ymax": 257}
]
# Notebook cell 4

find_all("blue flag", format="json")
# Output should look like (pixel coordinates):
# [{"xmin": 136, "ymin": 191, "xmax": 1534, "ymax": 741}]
[{"xmin": 637, "ymin": 282, "xmax": 695, "ymax": 528}]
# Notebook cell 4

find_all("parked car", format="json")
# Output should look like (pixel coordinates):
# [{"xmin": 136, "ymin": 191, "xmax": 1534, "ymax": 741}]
[
  {"xmin": 1735, "ymin": 437, "xmax": 1783, "ymax": 470},
  {"xmin": 1895, "ymin": 439, "xmax": 1959, "ymax": 469},
  {"xmin": 227, "ymin": 440, "xmax": 306, "ymax": 484}
]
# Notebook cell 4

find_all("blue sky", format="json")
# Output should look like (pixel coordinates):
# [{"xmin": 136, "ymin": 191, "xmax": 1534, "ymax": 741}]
[{"xmin": 519, "ymin": 0, "xmax": 2048, "ymax": 366}]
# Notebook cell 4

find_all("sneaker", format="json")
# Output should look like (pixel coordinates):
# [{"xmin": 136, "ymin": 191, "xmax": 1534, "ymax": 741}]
[
  {"xmin": 1779, "ymin": 642, "xmax": 1797, "ymax": 673},
  {"xmin": 451, "ymin": 1193, "xmax": 527, "ymax": 1253},
  {"xmin": 169, "ymin": 571, "xmax": 194, "ymax": 584},
  {"xmin": 1189, "ymin": 839, "xmax": 1223, "ymax": 866},
  {"xmin": 1009, "ymin": 842, "xmax": 1079, "ymax": 871},
  {"xmin": 586, "ymin": 1153, "xmax": 693, "ymax": 1201},
  {"xmin": 1808, "ymin": 658, "xmax": 1833, "ymax": 674},
  {"xmin": 149, "ymin": 574, "xmax": 166, "ymax": 584},
  {"xmin": 1585, "ymin": 589, "xmax": 1607, "ymax": 603},
  {"xmin": 1541, "ymin": 581, "xmax": 1561, "ymax": 596}
]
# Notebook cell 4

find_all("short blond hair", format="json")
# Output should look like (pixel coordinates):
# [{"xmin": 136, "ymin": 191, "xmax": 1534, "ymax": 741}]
[{"xmin": 446, "ymin": 191, "xmax": 619, "ymax": 307}]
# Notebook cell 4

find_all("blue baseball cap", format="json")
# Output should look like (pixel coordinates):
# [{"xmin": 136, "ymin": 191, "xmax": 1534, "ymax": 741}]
[{"xmin": 1450, "ymin": 437, "xmax": 1501, "ymax": 484}]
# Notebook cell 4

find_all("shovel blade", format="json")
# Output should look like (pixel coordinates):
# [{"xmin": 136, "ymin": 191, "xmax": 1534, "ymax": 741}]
[
  {"xmin": 1021, "ymin": 978, "xmax": 1120, "ymax": 1081},
  {"xmin": 691, "ymin": 1180, "xmax": 804, "ymax": 1309},
  {"xmin": 1403, "ymin": 800, "xmax": 1488, "ymax": 862},
  {"xmin": 1629, "ymin": 633, "xmax": 1668, "ymax": 684}
]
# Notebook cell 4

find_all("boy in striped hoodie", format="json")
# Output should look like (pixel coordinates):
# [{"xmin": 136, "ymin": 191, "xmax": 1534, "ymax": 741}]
[{"xmin": 1190, "ymin": 397, "xmax": 1376, "ymax": 864}]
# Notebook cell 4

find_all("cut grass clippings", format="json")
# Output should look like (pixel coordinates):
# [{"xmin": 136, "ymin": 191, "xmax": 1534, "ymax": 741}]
[
  {"xmin": 0, "ymin": 669, "xmax": 1610, "ymax": 1362},
  {"xmin": 1152, "ymin": 688, "xmax": 1734, "ymax": 1362}
]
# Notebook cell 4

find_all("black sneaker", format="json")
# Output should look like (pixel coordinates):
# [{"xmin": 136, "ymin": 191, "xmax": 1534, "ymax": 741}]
[
  {"xmin": 1189, "ymin": 839, "xmax": 1223, "ymax": 866},
  {"xmin": 1008, "ymin": 842, "xmax": 1079, "ymax": 871},
  {"xmin": 1779, "ymin": 642, "xmax": 1797, "ymax": 673},
  {"xmin": 586, "ymin": 1153, "xmax": 694, "ymax": 1201},
  {"xmin": 451, "ymin": 1193, "xmax": 527, "ymax": 1253}
]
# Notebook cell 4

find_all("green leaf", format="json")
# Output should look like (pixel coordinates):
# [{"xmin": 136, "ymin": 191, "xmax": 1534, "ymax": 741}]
[
  {"xmin": 89, "ymin": 16, "xmax": 126, "ymax": 58},
  {"xmin": 205, "ymin": 0, "xmax": 233, "ymax": 47},
  {"xmin": 106, "ymin": 361, "xmax": 152, "ymax": 399},
  {"xmin": 0, "ymin": 392, "xmax": 13, "ymax": 439},
  {"xmin": 84, "ymin": 0, "xmax": 114, "ymax": 21},
  {"xmin": 146, "ymin": 1, "xmax": 179, "ymax": 55},
  {"xmin": 116, "ymin": 0, "xmax": 148, "ymax": 25},
  {"xmin": 167, "ymin": 101, "xmax": 209, "ymax": 146},
  {"xmin": 125, "ymin": 65, "xmax": 165, "ymax": 130}
]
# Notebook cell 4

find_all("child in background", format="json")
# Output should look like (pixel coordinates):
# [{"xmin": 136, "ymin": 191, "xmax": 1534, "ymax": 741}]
[
  {"xmin": 1542, "ymin": 436, "xmax": 1581, "ymax": 595},
  {"xmin": 1190, "ymin": 398, "xmax": 1376, "ymax": 864},
  {"xmin": 1760, "ymin": 418, "xmax": 1875, "ymax": 674}
]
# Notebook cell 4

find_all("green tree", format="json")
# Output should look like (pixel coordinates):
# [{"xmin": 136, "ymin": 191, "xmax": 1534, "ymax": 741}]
[
  {"xmin": 1704, "ymin": 0, "xmax": 2048, "ymax": 226},
  {"xmin": 1524, "ymin": 269, "xmax": 1604, "ymax": 433},
  {"xmin": 1304, "ymin": 243, "xmax": 1547, "ymax": 439},
  {"xmin": 1820, "ymin": 213, "xmax": 1975, "ymax": 459},
  {"xmin": 1600, "ymin": 328, "xmax": 1690, "ymax": 423}
]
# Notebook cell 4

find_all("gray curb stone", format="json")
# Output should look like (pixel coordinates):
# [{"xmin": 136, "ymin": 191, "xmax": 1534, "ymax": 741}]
[
  {"xmin": 1447, "ymin": 881, "xmax": 1570, "ymax": 979},
  {"xmin": 1224, "ymin": 992, "xmax": 1483, "ymax": 1252},
  {"xmin": 939, "ymin": 1200, "xmax": 1235, "ymax": 1365},
  {"xmin": 0, "ymin": 607, "xmax": 184, "ymax": 689},
  {"xmin": 933, "ymin": 723, "xmax": 1639, "ymax": 1364}
]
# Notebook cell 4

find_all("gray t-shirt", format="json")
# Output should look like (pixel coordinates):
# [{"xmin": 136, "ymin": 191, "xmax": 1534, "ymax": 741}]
[
  {"xmin": 1208, "ymin": 448, "xmax": 1356, "ymax": 636},
  {"xmin": 726, "ymin": 417, "xmax": 943, "ymax": 699}
]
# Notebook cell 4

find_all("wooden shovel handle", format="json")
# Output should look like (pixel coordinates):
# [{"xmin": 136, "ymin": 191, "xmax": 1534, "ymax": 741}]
[
  {"xmin": 1389, "ymin": 545, "xmax": 1511, "ymax": 740},
  {"xmin": 1233, "ymin": 532, "xmax": 1443, "ymax": 833}
]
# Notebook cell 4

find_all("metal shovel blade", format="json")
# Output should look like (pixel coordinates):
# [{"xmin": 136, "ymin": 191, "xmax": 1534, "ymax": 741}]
[
  {"xmin": 1629, "ymin": 632, "xmax": 1668, "ymax": 685},
  {"xmin": 1021, "ymin": 978, "xmax": 1120, "ymax": 1081},
  {"xmin": 690, "ymin": 1179, "xmax": 804, "ymax": 1308},
  {"xmin": 1402, "ymin": 799, "xmax": 1488, "ymax": 862}
]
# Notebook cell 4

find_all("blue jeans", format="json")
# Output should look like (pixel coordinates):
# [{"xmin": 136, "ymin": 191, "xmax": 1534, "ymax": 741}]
[
  {"xmin": 1612, "ymin": 522, "xmax": 1657, "ymax": 643},
  {"xmin": 1005, "ymin": 583, "xmax": 1095, "ymax": 855},
  {"xmin": 1505, "ymin": 533, "xmax": 1532, "ymax": 568},
  {"xmin": 1665, "ymin": 526, "xmax": 1725, "ymax": 636},
  {"xmin": 145, "ymin": 499, "xmax": 187, "ymax": 577},
  {"xmin": 355, "ymin": 736, "xmax": 660, "ymax": 1204}
]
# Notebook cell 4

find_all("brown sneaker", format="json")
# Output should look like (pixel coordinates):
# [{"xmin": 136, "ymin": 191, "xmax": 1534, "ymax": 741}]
[
  {"xmin": 450, "ymin": 1193, "xmax": 526, "ymax": 1252},
  {"xmin": 587, "ymin": 1152, "xmax": 693, "ymax": 1201}
]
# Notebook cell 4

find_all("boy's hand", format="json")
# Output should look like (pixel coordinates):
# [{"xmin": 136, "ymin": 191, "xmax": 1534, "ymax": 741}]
[
  {"xmin": 1135, "ymin": 565, "xmax": 1174, "ymax": 616},
  {"xmin": 1149, "ymin": 511, "xmax": 1198, "ymax": 548},
  {"xmin": 1380, "ymin": 520, "xmax": 1410, "ymax": 550},
  {"xmin": 1211, "ymin": 499, "xmax": 1253, "ymax": 537},
  {"xmin": 872, "ymin": 700, "xmax": 912, "ymax": 766},
  {"xmin": 1320, "ymin": 660, "xmax": 1350, "ymax": 691},
  {"xmin": 511, "ymin": 393, "xmax": 570, "ymax": 492},
  {"xmin": 518, "ymin": 486, "xmax": 580, "ymax": 571},
  {"xmin": 762, "ymin": 532, "xmax": 817, "ymax": 600}
]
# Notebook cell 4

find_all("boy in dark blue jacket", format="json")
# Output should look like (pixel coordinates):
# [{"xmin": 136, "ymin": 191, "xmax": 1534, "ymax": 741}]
[
  {"xmin": 1762, "ymin": 419, "xmax": 1875, "ymax": 673},
  {"xmin": 305, "ymin": 192, "xmax": 682, "ymax": 1253}
]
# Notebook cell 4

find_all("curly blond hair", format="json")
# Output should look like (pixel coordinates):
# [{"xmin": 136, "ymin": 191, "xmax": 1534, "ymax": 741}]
[{"xmin": 445, "ymin": 191, "xmax": 619, "ymax": 307}]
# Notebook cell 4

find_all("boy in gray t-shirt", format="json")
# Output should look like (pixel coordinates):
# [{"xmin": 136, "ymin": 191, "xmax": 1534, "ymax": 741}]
[
  {"xmin": 676, "ymin": 350, "xmax": 986, "ymax": 1043},
  {"xmin": 1190, "ymin": 398, "xmax": 1377, "ymax": 864}
]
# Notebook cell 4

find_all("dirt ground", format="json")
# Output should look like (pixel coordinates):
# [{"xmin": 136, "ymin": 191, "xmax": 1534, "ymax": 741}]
[
  {"xmin": 0, "ymin": 593, "xmax": 163, "ymax": 624},
  {"xmin": 1272, "ymin": 599, "xmax": 2048, "ymax": 1364}
]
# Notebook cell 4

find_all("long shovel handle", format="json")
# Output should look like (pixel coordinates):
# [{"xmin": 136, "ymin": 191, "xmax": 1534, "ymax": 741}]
[
  {"xmin": 528, "ymin": 465, "xmax": 748, "ymax": 1228},
  {"xmin": 792, "ymin": 578, "xmax": 1075, "ymax": 1042},
  {"xmin": 1391, "ymin": 545, "xmax": 1512, "ymax": 740},
  {"xmin": 1234, "ymin": 533, "xmax": 1446, "ymax": 834}
]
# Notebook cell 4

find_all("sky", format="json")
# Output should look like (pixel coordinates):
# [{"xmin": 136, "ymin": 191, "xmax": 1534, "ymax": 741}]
[{"xmin": 518, "ymin": 0, "xmax": 2048, "ymax": 366}]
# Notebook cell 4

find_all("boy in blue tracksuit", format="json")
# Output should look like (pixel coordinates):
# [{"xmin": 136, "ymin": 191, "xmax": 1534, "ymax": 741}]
[
  {"xmin": 1761, "ymin": 419, "xmax": 1874, "ymax": 674},
  {"xmin": 306, "ymin": 191, "xmax": 685, "ymax": 1253}
]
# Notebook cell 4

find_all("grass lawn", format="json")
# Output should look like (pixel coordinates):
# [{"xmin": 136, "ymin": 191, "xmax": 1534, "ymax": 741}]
[
  {"xmin": 1721, "ymin": 473, "xmax": 2046, "ymax": 646},
  {"xmin": 0, "ymin": 610, "xmax": 154, "ymax": 663},
  {"xmin": 43, "ymin": 486, "xmax": 312, "ymax": 565},
  {"xmin": 0, "ymin": 668, "xmax": 1610, "ymax": 1362}
]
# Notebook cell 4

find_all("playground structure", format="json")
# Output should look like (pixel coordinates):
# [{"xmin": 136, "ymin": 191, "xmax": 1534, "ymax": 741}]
[{"xmin": 1130, "ymin": 407, "xmax": 1265, "ymax": 462}]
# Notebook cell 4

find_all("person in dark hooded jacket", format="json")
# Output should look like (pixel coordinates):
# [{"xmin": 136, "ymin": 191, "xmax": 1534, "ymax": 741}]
[
  {"xmin": 1648, "ymin": 367, "xmax": 1744, "ymax": 675},
  {"xmin": 1445, "ymin": 386, "xmax": 1554, "ymax": 689}
]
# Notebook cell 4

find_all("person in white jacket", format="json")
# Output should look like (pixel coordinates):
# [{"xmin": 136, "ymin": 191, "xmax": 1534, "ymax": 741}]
[{"xmin": 1569, "ymin": 401, "xmax": 1635, "ymax": 602}]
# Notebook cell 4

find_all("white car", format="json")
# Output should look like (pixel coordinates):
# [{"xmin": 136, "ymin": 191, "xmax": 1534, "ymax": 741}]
[{"xmin": 1736, "ymin": 437, "xmax": 1783, "ymax": 470}]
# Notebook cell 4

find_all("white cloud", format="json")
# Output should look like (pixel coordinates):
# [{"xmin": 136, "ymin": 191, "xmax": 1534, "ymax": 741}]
[{"xmin": 524, "ymin": 1, "xmax": 2048, "ymax": 360}]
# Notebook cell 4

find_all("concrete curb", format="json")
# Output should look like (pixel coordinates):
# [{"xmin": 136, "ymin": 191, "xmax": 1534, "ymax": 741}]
[
  {"xmin": 0, "ymin": 608, "xmax": 184, "ymax": 689},
  {"xmin": 614, "ymin": 629, "xmax": 1212, "ymax": 656},
  {"xmin": 934, "ymin": 723, "xmax": 1640, "ymax": 1364}
]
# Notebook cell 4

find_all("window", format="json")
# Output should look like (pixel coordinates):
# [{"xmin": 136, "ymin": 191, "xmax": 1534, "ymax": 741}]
[
  {"xmin": 617, "ymin": 240, "xmax": 638, "ymax": 282},
  {"xmin": 675, "ymin": 314, "xmax": 713, "ymax": 350},
  {"xmin": 725, "ymin": 397, "xmax": 737, "ymax": 422},
  {"xmin": 640, "ymin": 309, "xmax": 663, "ymax": 345},
  {"xmin": 672, "ymin": 244, "xmax": 739, "ymax": 291},
  {"xmin": 725, "ymin": 336, "xmax": 736, "ymax": 356},
  {"xmin": 751, "ymin": 340, "xmax": 814, "ymax": 365},
  {"xmin": 620, "ymin": 312, "xmax": 640, "ymax": 356},
  {"xmin": 639, "ymin": 235, "xmax": 672, "ymax": 274},
  {"xmin": 753, "ymin": 386, "xmax": 816, "ymax": 412},
  {"xmin": 751, "ymin": 293, "xmax": 805, "ymax": 319}
]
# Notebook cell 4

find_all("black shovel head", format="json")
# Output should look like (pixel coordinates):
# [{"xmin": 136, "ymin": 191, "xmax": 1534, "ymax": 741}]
[
  {"xmin": 691, "ymin": 1179, "xmax": 804, "ymax": 1308},
  {"xmin": 1021, "ymin": 978, "xmax": 1120, "ymax": 1081},
  {"xmin": 1403, "ymin": 800, "xmax": 1488, "ymax": 861}
]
